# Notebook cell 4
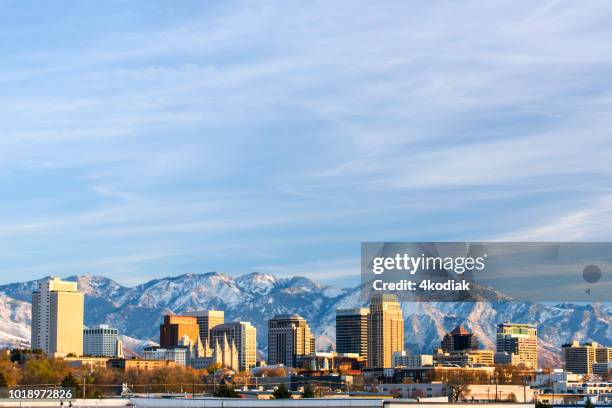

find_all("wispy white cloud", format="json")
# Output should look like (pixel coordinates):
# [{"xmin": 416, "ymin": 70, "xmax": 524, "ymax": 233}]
[
  {"xmin": 497, "ymin": 195, "xmax": 612, "ymax": 241},
  {"xmin": 1, "ymin": 0, "xmax": 612, "ymax": 286}
]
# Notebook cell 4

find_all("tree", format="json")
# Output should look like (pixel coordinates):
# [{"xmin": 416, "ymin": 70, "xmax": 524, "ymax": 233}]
[
  {"xmin": 445, "ymin": 370, "xmax": 469, "ymax": 402},
  {"xmin": 507, "ymin": 392, "xmax": 518, "ymax": 402},
  {"xmin": 585, "ymin": 398, "xmax": 594, "ymax": 408},
  {"xmin": 449, "ymin": 383, "xmax": 468, "ymax": 402},
  {"xmin": 10, "ymin": 350, "xmax": 23, "ymax": 364},
  {"xmin": 213, "ymin": 384, "xmax": 239, "ymax": 398},
  {"xmin": 257, "ymin": 367, "xmax": 287, "ymax": 377},
  {"xmin": 61, "ymin": 372, "xmax": 78, "ymax": 389},
  {"xmin": 0, "ymin": 373, "xmax": 8, "ymax": 388},
  {"xmin": 301, "ymin": 384, "xmax": 315, "ymax": 398},
  {"xmin": 0, "ymin": 354, "xmax": 21, "ymax": 386},
  {"xmin": 21, "ymin": 358, "xmax": 69, "ymax": 385},
  {"xmin": 272, "ymin": 383, "xmax": 292, "ymax": 399}
]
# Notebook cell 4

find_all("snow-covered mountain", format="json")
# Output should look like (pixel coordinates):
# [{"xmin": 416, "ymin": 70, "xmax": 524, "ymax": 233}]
[
  {"xmin": 0, "ymin": 272, "xmax": 609, "ymax": 367},
  {"xmin": 0, "ymin": 293, "xmax": 31, "ymax": 349}
]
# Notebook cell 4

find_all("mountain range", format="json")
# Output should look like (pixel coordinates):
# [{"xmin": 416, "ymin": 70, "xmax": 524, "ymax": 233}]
[{"xmin": 0, "ymin": 272, "xmax": 610, "ymax": 367}]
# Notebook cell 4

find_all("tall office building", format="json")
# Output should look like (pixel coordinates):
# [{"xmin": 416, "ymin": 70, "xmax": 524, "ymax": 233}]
[
  {"xmin": 183, "ymin": 310, "xmax": 224, "ymax": 345},
  {"xmin": 31, "ymin": 277, "xmax": 84, "ymax": 357},
  {"xmin": 210, "ymin": 321, "xmax": 257, "ymax": 371},
  {"xmin": 563, "ymin": 341, "xmax": 612, "ymax": 374},
  {"xmin": 159, "ymin": 315, "xmax": 200, "ymax": 348},
  {"xmin": 367, "ymin": 293, "xmax": 404, "ymax": 368},
  {"xmin": 83, "ymin": 324, "xmax": 123, "ymax": 357},
  {"xmin": 336, "ymin": 308, "xmax": 369, "ymax": 363},
  {"xmin": 495, "ymin": 322, "xmax": 538, "ymax": 368},
  {"xmin": 441, "ymin": 325, "xmax": 478, "ymax": 352},
  {"xmin": 268, "ymin": 314, "xmax": 314, "ymax": 367}
]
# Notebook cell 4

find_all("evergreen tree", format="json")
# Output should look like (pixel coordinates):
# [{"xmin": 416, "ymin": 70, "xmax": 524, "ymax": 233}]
[
  {"xmin": 213, "ymin": 384, "xmax": 239, "ymax": 398},
  {"xmin": 272, "ymin": 382, "xmax": 292, "ymax": 399},
  {"xmin": 61, "ymin": 372, "xmax": 78, "ymax": 389},
  {"xmin": 585, "ymin": 398, "xmax": 594, "ymax": 408},
  {"xmin": 301, "ymin": 384, "xmax": 315, "ymax": 398}
]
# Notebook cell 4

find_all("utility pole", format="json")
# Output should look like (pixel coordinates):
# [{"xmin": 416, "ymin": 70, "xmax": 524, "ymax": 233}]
[
  {"xmin": 552, "ymin": 379, "xmax": 555, "ymax": 406},
  {"xmin": 495, "ymin": 373, "xmax": 498, "ymax": 402}
]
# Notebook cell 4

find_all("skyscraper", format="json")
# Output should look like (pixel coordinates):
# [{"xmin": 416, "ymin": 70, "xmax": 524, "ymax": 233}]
[
  {"xmin": 268, "ymin": 314, "xmax": 314, "ymax": 367},
  {"xmin": 563, "ymin": 341, "xmax": 611, "ymax": 374},
  {"xmin": 83, "ymin": 324, "xmax": 123, "ymax": 357},
  {"xmin": 367, "ymin": 293, "xmax": 404, "ymax": 368},
  {"xmin": 159, "ymin": 315, "xmax": 200, "ymax": 348},
  {"xmin": 495, "ymin": 322, "xmax": 538, "ymax": 368},
  {"xmin": 183, "ymin": 310, "xmax": 224, "ymax": 345},
  {"xmin": 336, "ymin": 308, "xmax": 369, "ymax": 361},
  {"xmin": 210, "ymin": 321, "xmax": 257, "ymax": 371},
  {"xmin": 31, "ymin": 277, "xmax": 84, "ymax": 357},
  {"xmin": 441, "ymin": 325, "xmax": 478, "ymax": 352}
]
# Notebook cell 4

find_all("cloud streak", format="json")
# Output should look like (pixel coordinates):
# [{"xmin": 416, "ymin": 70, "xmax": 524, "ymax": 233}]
[{"xmin": 1, "ymin": 0, "xmax": 612, "ymax": 286}]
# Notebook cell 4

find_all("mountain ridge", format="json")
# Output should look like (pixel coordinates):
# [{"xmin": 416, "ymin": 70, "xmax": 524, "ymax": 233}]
[{"xmin": 0, "ymin": 272, "xmax": 610, "ymax": 367}]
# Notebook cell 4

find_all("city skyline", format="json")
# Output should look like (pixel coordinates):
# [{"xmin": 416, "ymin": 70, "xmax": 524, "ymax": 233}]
[
  {"xmin": 24, "ymin": 276, "xmax": 567, "ymax": 370},
  {"xmin": 3, "ymin": 271, "xmax": 608, "ymax": 369},
  {"xmin": 3, "ymin": 275, "xmax": 608, "ymax": 403}
]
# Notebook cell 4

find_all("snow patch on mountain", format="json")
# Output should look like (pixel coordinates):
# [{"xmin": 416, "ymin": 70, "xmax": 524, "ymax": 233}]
[
  {"xmin": 0, "ymin": 273, "xmax": 609, "ymax": 368},
  {"xmin": 0, "ymin": 294, "xmax": 31, "ymax": 349}
]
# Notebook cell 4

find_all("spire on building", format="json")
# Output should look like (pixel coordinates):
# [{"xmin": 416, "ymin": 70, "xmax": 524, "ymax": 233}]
[{"xmin": 116, "ymin": 339, "xmax": 124, "ymax": 358}]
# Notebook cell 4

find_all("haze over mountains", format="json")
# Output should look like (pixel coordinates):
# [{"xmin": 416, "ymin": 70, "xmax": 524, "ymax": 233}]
[{"xmin": 0, "ymin": 272, "xmax": 610, "ymax": 367}]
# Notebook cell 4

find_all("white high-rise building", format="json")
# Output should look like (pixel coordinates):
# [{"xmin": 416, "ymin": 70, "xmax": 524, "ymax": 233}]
[
  {"xmin": 83, "ymin": 324, "xmax": 123, "ymax": 357},
  {"xmin": 31, "ymin": 277, "xmax": 84, "ymax": 357}
]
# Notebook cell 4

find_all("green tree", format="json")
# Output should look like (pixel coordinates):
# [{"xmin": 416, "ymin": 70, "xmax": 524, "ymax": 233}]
[
  {"xmin": 585, "ymin": 398, "xmax": 594, "ymax": 408},
  {"xmin": 213, "ymin": 384, "xmax": 239, "ymax": 398},
  {"xmin": 21, "ymin": 358, "xmax": 69, "ymax": 385},
  {"xmin": 10, "ymin": 350, "xmax": 23, "ymax": 364},
  {"xmin": 61, "ymin": 372, "xmax": 78, "ymax": 389},
  {"xmin": 272, "ymin": 382, "xmax": 292, "ymax": 399},
  {"xmin": 301, "ymin": 384, "xmax": 315, "ymax": 398}
]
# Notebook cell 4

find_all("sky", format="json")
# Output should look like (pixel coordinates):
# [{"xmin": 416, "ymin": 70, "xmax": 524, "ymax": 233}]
[{"xmin": 1, "ymin": 0, "xmax": 612, "ymax": 287}]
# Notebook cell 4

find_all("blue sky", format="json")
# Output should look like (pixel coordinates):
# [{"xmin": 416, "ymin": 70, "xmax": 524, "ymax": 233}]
[{"xmin": 1, "ymin": 1, "xmax": 612, "ymax": 287}]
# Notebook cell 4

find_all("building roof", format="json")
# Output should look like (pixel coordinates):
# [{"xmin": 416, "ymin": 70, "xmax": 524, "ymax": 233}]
[
  {"xmin": 272, "ymin": 313, "xmax": 304, "ymax": 320},
  {"xmin": 450, "ymin": 325, "xmax": 470, "ymax": 335}
]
